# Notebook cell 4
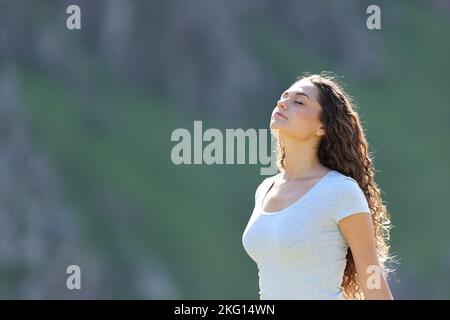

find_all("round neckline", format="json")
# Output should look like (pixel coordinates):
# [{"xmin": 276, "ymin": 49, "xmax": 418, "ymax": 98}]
[{"xmin": 259, "ymin": 170, "xmax": 336, "ymax": 216}]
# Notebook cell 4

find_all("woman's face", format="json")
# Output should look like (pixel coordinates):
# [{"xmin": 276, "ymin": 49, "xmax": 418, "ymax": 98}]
[{"xmin": 270, "ymin": 79, "xmax": 325, "ymax": 141}]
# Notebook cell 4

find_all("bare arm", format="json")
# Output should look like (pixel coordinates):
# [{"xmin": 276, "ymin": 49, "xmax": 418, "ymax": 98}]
[{"xmin": 339, "ymin": 213, "xmax": 394, "ymax": 300}]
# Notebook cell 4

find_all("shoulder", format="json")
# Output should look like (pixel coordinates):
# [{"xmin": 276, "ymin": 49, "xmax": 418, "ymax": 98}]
[
  {"xmin": 328, "ymin": 171, "xmax": 362, "ymax": 191},
  {"xmin": 326, "ymin": 172, "xmax": 371, "ymax": 223},
  {"xmin": 254, "ymin": 173, "xmax": 280, "ymax": 201}
]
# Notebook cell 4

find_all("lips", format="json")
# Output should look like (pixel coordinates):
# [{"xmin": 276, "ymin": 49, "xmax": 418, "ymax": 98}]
[{"xmin": 274, "ymin": 112, "xmax": 288, "ymax": 120}]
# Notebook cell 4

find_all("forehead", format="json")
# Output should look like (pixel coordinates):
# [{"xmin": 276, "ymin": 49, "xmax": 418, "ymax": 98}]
[{"xmin": 285, "ymin": 79, "xmax": 320, "ymax": 101}]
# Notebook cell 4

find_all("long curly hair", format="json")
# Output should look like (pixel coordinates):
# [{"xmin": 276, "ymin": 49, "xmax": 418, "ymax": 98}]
[{"xmin": 275, "ymin": 72, "xmax": 397, "ymax": 300}]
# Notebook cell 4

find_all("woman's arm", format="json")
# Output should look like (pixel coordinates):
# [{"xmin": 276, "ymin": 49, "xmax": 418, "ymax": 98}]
[{"xmin": 338, "ymin": 213, "xmax": 394, "ymax": 300}]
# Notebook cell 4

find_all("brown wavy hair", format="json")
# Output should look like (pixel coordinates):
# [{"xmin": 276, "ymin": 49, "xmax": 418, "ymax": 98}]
[{"xmin": 275, "ymin": 72, "xmax": 397, "ymax": 300}]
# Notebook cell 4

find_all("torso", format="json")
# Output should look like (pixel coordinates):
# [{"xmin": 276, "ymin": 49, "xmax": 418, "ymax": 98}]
[{"xmin": 242, "ymin": 169, "xmax": 369, "ymax": 299}]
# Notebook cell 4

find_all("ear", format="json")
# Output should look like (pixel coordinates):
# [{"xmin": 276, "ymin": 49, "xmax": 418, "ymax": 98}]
[{"xmin": 316, "ymin": 124, "xmax": 326, "ymax": 137}]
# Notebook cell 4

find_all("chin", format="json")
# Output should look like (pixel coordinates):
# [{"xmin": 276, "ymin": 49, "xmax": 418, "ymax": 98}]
[{"xmin": 270, "ymin": 121, "xmax": 284, "ymax": 130}]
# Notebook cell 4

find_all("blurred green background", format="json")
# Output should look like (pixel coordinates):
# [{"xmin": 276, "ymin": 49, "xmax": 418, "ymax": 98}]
[{"xmin": 0, "ymin": 0, "xmax": 449, "ymax": 299}]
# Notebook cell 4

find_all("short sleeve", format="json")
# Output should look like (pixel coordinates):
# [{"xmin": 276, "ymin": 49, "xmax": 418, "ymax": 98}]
[{"xmin": 331, "ymin": 177, "xmax": 371, "ymax": 224}]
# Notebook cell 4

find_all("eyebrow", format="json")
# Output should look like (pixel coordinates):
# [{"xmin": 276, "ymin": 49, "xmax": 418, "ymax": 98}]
[{"xmin": 282, "ymin": 91, "xmax": 311, "ymax": 99}]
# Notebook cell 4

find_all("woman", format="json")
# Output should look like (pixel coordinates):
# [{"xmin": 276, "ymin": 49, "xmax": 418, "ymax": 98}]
[{"xmin": 242, "ymin": 72, "xmax": 396, "ymax": 300}]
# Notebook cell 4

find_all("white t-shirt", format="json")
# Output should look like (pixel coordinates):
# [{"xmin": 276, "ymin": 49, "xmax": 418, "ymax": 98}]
[{"xmin": 242, "ymin": 170, "xmax": 371, "ymax": 300}]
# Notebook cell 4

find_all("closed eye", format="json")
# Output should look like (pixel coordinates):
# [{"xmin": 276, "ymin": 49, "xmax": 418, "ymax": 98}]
[{"xmin": 295, "ymin": 101, "xmax": 304, "ymax": 105}]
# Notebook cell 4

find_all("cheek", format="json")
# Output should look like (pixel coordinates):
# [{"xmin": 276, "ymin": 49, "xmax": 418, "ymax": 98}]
[
  {"xmin": 291, "ymin": 109, "xmax": 315, "ymax": 128},
  {"xmin": 270, "ymin": 108, "xmax": 319, "ymax": 139},
  {"xmin": 287, "ymin": 110, "xmax": 318, "ymax": 137}
]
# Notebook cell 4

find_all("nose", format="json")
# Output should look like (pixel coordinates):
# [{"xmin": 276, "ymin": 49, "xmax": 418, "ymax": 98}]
[{"xmin": 277, "ymin": 100, "xmax": 287, "ymax": 110}]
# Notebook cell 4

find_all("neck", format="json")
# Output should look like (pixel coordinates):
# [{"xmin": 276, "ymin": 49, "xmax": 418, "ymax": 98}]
[{"xmin": 279, "ymin": 133, "xmax": 327, "ymax": 180}]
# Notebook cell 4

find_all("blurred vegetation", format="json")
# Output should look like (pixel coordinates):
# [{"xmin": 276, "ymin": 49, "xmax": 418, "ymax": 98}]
[{"xmin": 0, "ymin": 0, "xmax": 449, "ymax": 298}]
